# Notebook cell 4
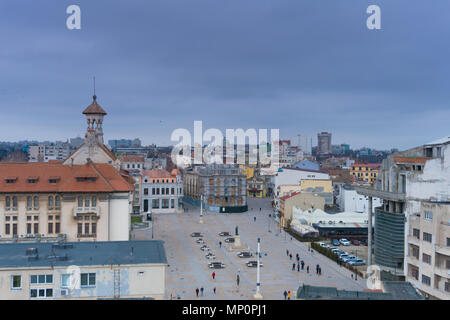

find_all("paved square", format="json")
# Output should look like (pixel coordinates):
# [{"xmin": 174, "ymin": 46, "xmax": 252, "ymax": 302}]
[{"xmin": 133, "ymin": 198, "xmax": 367, "ymax": 300}]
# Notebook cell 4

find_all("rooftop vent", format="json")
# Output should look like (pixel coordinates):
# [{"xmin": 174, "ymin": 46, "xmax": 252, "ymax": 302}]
[{"xmin": 52, "ymin": 243, "xmax": 73, "ymax": 250}]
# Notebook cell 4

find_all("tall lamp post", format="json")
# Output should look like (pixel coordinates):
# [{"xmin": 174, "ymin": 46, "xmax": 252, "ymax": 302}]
[
  {"xmin": 254, "ymin": 237, "xmax": 263, "ymax": 299},
  {"xmin": 199, "ymin": 194, "xmax": 204, "ymax": 224}
]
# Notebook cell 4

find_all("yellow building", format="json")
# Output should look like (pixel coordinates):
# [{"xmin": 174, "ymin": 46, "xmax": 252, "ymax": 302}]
[
  {"xmin": 247, "ymin": 176, "xmax": 266, "ymax": 198},
  {"xmin": 299, "ymin": 179, "xmax": 333, "ymax": 193},
  {"xmin": 350, "ymin": 163, "xmax": 380, "ymax": 184},
  {"xmin": 279, "ymin": 192, "xmax": 325, "ymax": 227}
]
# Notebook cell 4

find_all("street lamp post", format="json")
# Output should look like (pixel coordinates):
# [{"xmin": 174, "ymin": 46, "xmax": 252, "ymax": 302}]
[
  {"xmin": 254, "ymin": 237, "xmax": 263, "ymax": 299},
  {"xmin": 199, "ymin": 194, "xmax": 204, "ymax": 224}
]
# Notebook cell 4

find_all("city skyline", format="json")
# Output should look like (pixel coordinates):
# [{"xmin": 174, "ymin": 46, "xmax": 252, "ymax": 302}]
[{"xmin": 1, "ymin": 1, "xmax": 449, "ymax": 150}]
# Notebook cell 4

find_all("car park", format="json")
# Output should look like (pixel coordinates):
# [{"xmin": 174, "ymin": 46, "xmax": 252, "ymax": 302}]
[
  {"xmin": 348, "ymin": 259, "xmax": 366, "ymax": 266},
  {"xmin": 200, "ymin": 245, "xmax": 210, "ymax": 251},
  {"xmin": 208, "ymin": 262, "xmax": 225, "ymax": 269},
  {"xmin": 351, "ymin": 239, "xmax": 361, "ymax": 246},
  {"xmin": 237, "ymin": 251, "xmax": 253, "ymax": 258},
  {"xmin": 332, "ymin": 239, "xmax": 340, "ymax": 246},
  {"xmin": 219, "ymin": 232, "xmax": 231, "ymax": 237},
  {"xmin": 190, "ymin": 232, "xmax": 203, "ymax": 237},
  {"xmin": 246, "ymin": 260, "xmax": 263, "ymax": 268},
  {"xmin": 339, "ymin": 239, "xmax": 351, "ymax": 246},
  {"xmin": 205, "ymin": 252, "xmax": 216, "ymax": 259},
  {"xmin": 195, "ymin": 238, "xmax": 205, "ymax": 244},
  {"xmin": 224, "ymin": 237, "xmax": 235, "ymax": 243}
]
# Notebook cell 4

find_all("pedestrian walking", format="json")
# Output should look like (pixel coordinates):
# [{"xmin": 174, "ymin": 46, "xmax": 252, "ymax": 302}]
[
  {"xmin": 292, "ymin": 263, "xmax": 295, "ymax": 271},
  {"xmin": 254, "ymin": 216, "xmax": 256, "ymax": 222},
  {"xmin": 200, "ymin": 287, "xmax": 204, "ymax": 296},
  {"xmin": 286, "ymin": 249, "xmax": 289, "ymax": 256},
  {"xmin": 236, "ymin": 274, "xmax": 240, "ymax": 287},
  {"xmin": 297, "ymin": 263, "xmax": 300, "ymax": 272},
  {"xmin": 307, "ymin": 265, "xmax": 309, "ymax": 273},
  {"xmin": 287, "ymin": 291, "xmax": 291, "ymax": 300},
  {"xmin": 212, "ymin": 271, "xmax": 216, "ymax": 280},
  {"xmin": 319, "ymin": 267, "xmax": 322, "ymax": 275},
  {"xmin": 213, "ymin": 287, "xmax": 216, "ymax": 294},
  {"xmin": 316, "ymin": 264, "xmax": 319, "ymax": 274},
  {"xmin": 195, "ymin": 288, "xmax": 199, "ymax": 297},
  {"xmin": 289, "ymin": 254, "xmax": 292, "ymax": 260},
  {"xmin": 301, "ymin": 260, "xmax": 304, "ymax": 270},
  {"xmin": 219, "ymin": 241, "xmax": 222, "ymax": 248},
  {"xmin": 283, "ymin": 290, "xmax": 287, "ymax": 300}
]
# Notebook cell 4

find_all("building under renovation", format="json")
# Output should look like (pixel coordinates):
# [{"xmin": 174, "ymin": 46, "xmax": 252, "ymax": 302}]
[{"xmin": 183, "ymin": 164, "xmax": 247, "ymax": 213}]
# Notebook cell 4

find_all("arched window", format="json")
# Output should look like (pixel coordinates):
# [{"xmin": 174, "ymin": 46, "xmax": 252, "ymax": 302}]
[
  {"xmin": 78, "ymin": 196, "xmax": 83, "ymax": 208},
  {"xmin": 55, "ymin": 196, "xmax": 61, "ymax": 209},
  {"xmin": 92, "ymin": 196, "xmax": 97, "ymax": 207},
  {"xmin": 33, "ymin": 196, "xmax": 39, "ymax": 209},
  {"xmin": 5, "ymin": 196, "xmax": 10, "ymax": 208},
  {"xmin": 48, "ymin": 196, "xmax": 54, "ymax": 209},
  {"xmin": 12, "ymin": 196, "xmax": 17, "ymax": 209}
]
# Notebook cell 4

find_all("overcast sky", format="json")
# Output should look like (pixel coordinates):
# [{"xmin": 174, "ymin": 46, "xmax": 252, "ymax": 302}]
[{"xmin": 0, "ymin": 0, "xmax": 449, "ymax": 150}]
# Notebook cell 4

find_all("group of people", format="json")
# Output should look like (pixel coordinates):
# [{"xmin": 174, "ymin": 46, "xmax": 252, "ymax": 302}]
[
  {"xmin": 286, "ymin": 249, "xmax": 323, "ymax": 276},
  {"xmin": 195, "ymin": 286, "xmax": 217, "ymax": 297},
  {"xmin": 283, "ymin": 290, "xmax": 292, "ymax": 300}
]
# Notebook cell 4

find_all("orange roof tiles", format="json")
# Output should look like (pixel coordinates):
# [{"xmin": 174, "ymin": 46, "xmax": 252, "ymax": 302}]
[
  {"xmin": 82, "ymin": 96, "xmax": 107, "ymax": 115},
  {"xmin": 394, "ymin": 157, "xmax": 429, "ymax": 164},
  {"xmin": 280, "ymin": 191, "xmax": 301, "ymax": 201},
  {"xmin": 350, "ymin": 163, "xmax": 381, "ymax": 169},
  {"xmin": 120, "ymin": 155, "xmax": 145, "ymax": 163},
  {"xmin": 0, "ymin": 162, "xmax": 132, "ymax": 193},
  {"xmin": 142, "ymin": 169, "xmax": 178, "ymax": 183}
]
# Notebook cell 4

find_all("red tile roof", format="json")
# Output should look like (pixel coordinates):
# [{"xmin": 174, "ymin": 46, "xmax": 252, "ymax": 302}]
[
  {"xmin": 82, "ymin": 96, "xmax": 107, "ymax": 115},
  {"xmin": 393, "ymin": 157, "xmax": 429, "ymax": 164},
  {"xmin": 280, "ymin": 191, "xmax": 301, "ymax": 201},
  {"xmin": 120, "ymin": 155, "xmax": 145, "ymax": 163},
  {"xmin": 350, "ymin": 163, "xmax": 381, "ymax": 169},
  {"xmin": 0, "ymin": 162, "xmax": 132, "ymax": 193}
]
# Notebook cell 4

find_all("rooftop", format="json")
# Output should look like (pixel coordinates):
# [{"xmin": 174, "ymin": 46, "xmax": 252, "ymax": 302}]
[
  {"xmin": 0, "ymin": 240, "xmax": 167, "ymax": 269},
  {"xmin": 82, "ymin": 95, "xmax": 107, "ymax": 115},
  {"xmin": 0, "ymin": 162, "xmax": 133, "ymax": 193}
]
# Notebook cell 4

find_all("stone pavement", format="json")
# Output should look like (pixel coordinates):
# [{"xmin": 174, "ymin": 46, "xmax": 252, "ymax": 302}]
[{"xmin": 132, "ymin": 198, "xmax": 367, "ymax": 300}]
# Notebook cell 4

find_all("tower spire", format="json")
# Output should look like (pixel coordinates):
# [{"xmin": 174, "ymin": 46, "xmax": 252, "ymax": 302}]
[{"xmin": 93, "ymin": 76, "xmax": 97, "ymax": 101}]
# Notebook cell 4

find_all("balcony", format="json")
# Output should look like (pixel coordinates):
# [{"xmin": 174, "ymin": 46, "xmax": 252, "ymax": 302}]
[
  {"xmin": 77, "ymin": 233, "xmax": 97, "ymax": 238},
  {"xmin": 434, "ymin": 264, "xmax": 450, "ymax": 278},
  {"xmin": 435, "ymin": 245, "xmax": 450, "ymax": 257},
  {"xmin": 73, "ymin": 207, "xmax": 100, "ymax": 217},
  {"xmin": 407, "ymin": 235, "xmax": 421, "ymax": 246}
]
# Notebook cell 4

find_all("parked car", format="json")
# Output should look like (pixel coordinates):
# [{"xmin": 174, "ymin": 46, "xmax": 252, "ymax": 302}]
[
  {"xmin": 351, "ymin": 239, "xmax": 361, "ymax": 246},
  {"xmin": 237, "ymin": 251, "xmax": 253, "ymax": 258},
  {"xmin": 224, "ymin": 237, "xmax": 235, "ymax": 243},
  {"xmin": 331, "ymin": 248, "xmax": 340, "ymax": 254},
  {"xmin": 339, "ymin": 239, "xmax": 351, "ymax": 246},
  {"xmin": 337, "ymin": 251, "xmax": 349, "ymax": 257},
  {"xmin": 338, "ymin": 254, "xmax": 350, "ymax": 261},
  {"xmin": 205, "ymin": 252, "xmax": 216, "ymax": 259},
  {"xmin": 200, "ymin": 245, "xmax": 210, "ymax": 251},
  {"xmin": 246, "ymin": 260, "xmax": 263, "ymax": 268},
  {"xmin": 318, "ymin": 242, "xmax": 327, "ymax": 247},
  {"xmin": 328, "ymin": 246, "xmax": 337, "ymax": 251},
  {"xmin": 348, "ymin": 259, "xmax": 366, "ymax": 266},
  {"xmin": 208, "ymin": 262, "xmax": 226, "ymax": 269},
  {"xmin": 219, "ymin": 232, "xmax": 231, "ymax": 237},
  {"xmin": 342, "ymin": 255, "xmax": 357, "ymax": 263},
  {"xmin": 190, "ymin": 232, "xmax": 203, "ymax": 237},
  {"xmin": 331, "ymin": 239, "xmax": 340, "ymax": 246},
  {"xmin": 196, "ymin": 238, "xmax": 205, "ymax": 244}
]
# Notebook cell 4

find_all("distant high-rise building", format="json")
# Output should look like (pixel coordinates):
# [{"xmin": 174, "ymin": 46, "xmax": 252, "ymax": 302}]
[
  {"xmin": 317, "ymin": 132, "xmax": 332, "ymax": 155},
  {"xmin": 297, "ymin": 135, "xmax": 312, "ymax": 156}
]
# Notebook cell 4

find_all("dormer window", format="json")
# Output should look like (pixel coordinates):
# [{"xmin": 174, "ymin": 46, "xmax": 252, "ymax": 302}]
[
  {"xmin": 49, "ymin": 176, "xmax": 60, "ymax": 184},
  {"xmin": 5, "ymin": 176, "xmax": 17, "ymax": 184}
]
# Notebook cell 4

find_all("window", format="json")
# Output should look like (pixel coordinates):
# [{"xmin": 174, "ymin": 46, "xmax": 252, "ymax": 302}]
[
  {"xmin": 12, "ymin": 196, "xmax": 17, "ymax": 210},
  {"xmin": 162, "ymin": 199, "xmax": 169, "ymax": 209},
  {"xmin": 92, "ymin": 196, "xmax": 97, "ymax": 207},
  {"xmin": 80, "ymin": 273, "xmax": 96, "ymax": 287},
  {"xmin": 30, "ymin": 274, "xmax": 53, "ymax": 284},
  {"xmin": 85, "ymin": 196, "xmax": 90, "ymax": 207},
  {"xmin": 422, "ymin": 253, "xmax": 431, "ymax": 264},
  {"xmin": 5, "ymin": 196, "xmax": 11, "ymax": 209},
  {"xmin": 446, "ymin": 282, "xmax": 450, "ymax": 293},
  {"xmin": 11, "ymin": 275, "xmax": 21, "ymax": 289},
  {"xmin": 423, "ymin": 232, "xmax": 432, "ymax": 243},
  {"xmin": 413, "ymin": 228, "xmax": 420, "ymax": 239},
  {"xmin": 171, "ymin": 199, "xmax": 175, "ymax": 208},
  {"xmin": 33, "ymin": 196, "xmax": 39, "ymax": 209},
  {"xmin": 144, "ymin": 188, "xmax": 148, "ymax": 195},
  {"xmin": 48, "ymin": 196, "xmax": 54, "ymax": 209},
  {"xmin": 424, "ymin": 210, "xmax": 433, "ymax": 221},
  {"xmin": 30, "ymin": 288, "xmax": 53, "ymax": 298},
  {"xmin": 78, "ymin": 196, "xmax": 83, "ymax": 207},
  {"xmin": 61, "ymin": 274, "xmax": 70, "ymax": 288},
  {"xmin": 152, "ymin": 199, "xmax": 159, "ymax": 209},
  {"xmin": 412, "ymin": 247, "xmax": 419, "ymax": 259},
  {"xmin": 447, "ymin": 237, "xmax": 450, "ymax": 247},
  {"xmin": 55, "ymin": 196, "xmax": 60, "ymax": 209},
  {"xmin": 422, "ymin": 275, "xmax": 431, "ymax": 286}
]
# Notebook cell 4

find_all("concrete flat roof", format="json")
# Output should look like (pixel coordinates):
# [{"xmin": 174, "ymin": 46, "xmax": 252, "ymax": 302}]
[{"xmin": 0, "ymin": 240, "xmax": 167, "ymax": 269}]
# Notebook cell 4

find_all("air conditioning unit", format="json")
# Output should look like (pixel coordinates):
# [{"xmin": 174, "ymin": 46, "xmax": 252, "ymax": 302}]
[{"xmin": 61, "ymin": 289, "xmax": 69, "ymax": 296}]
